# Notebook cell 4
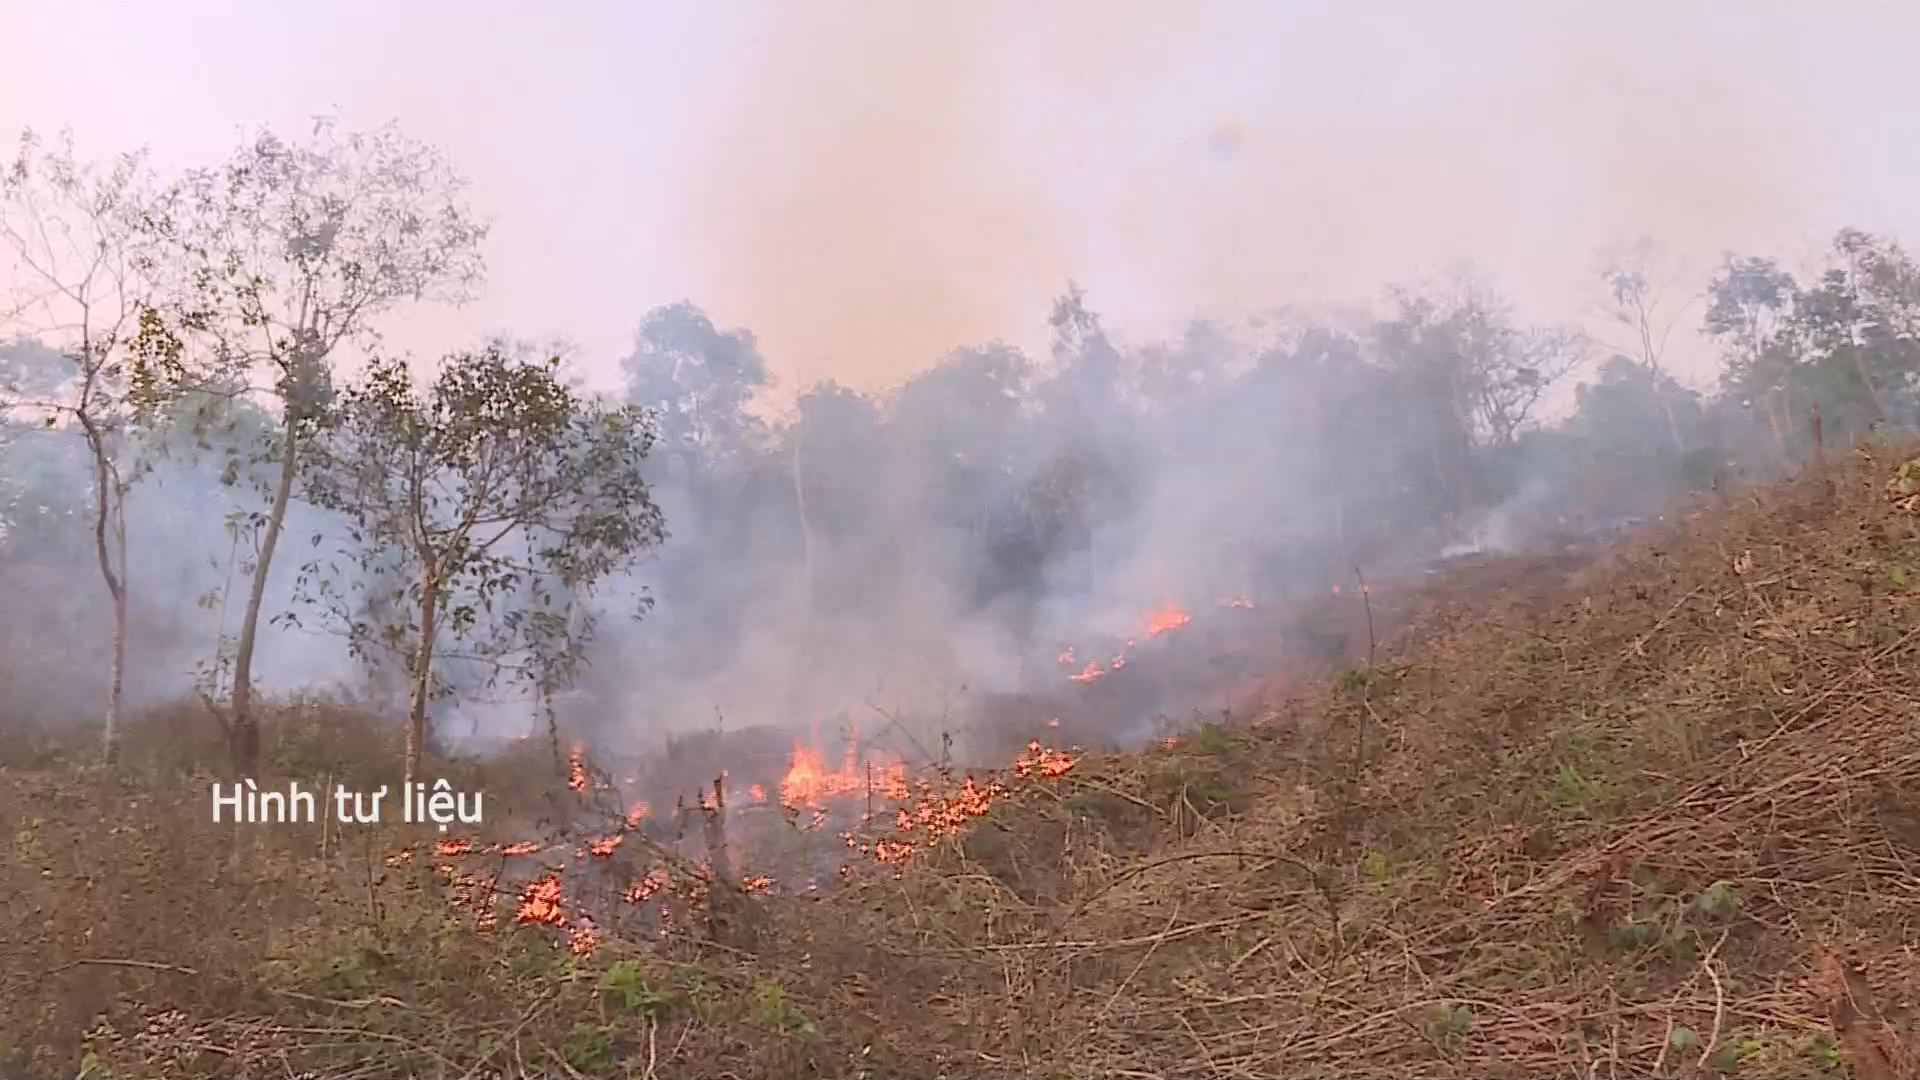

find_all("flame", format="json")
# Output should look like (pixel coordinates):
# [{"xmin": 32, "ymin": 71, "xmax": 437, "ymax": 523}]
[
  {"xmin": 1013, "ymin": 739, "xmax": 1075, "ymax": 778},
  {"xmin": 624, "ymin": 867, "xmax": 671, "ymax": 904},
  {"xmin": 566, "ymin": 920, "xmax": 599, "ymax": 955},
  {"xmin": 567, "ymin": 744, "xmax": 588, "ymax": 793},
  {"xmin": 416, "ymin": 734, "xmax": 1081, "ymax": 954},
  {"xmin": 515, "ymin": 873, "xmax": 565, "ymax": 926},
  {"xmin": 1057, "ymin": 646, "xmax": 1076, "ymax": 666},
  {"xmin": 624, "ymin": 804, "xmax": 649, "ymax": 828},
  {"xmin": 1220, "ymin": 595, "xmax": 1254, "ymax": 609},
  {"xmin": 1069, "ymin": 660, "xmax": 1106, "ymax": 683},
  {"xmin": 780, "ymin": 740, "xmax": 908, "ymax": 808},
  {"xmin": 1146, "ymin": 604, "xmax": 1192, "ymax": 635}
]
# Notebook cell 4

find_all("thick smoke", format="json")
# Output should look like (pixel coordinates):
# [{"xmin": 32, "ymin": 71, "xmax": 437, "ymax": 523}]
[
  {"xmin": 664, "ymin": 2, "xmax": 1919, "ymax": 393},
  {"xmin": 8, "ymin": 4, "xmax": 1920, "ymax": 788}
]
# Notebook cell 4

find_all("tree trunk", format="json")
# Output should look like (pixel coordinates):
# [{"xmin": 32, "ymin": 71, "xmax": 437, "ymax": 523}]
[
  {"xmin": 90, "ymin": 454, "xmax": 128, "ymax": 768},
  {"xmin": 404, "ymin": 573, "xmax": 440, "ymax": 791},
  {"xmin": 103, "ymin": 519, "xmax": 128, "ymax": 767},
  {"xmin": 229, "ymin": 417, "xmax": 300, "ymax": 776},
  {"xmin": 1850, "ymin": 350, "xmax": 1889, "ymax": 427},
  {"xmin": 791, "ymin": 430, "xmax": 815, "ymax": 606}
]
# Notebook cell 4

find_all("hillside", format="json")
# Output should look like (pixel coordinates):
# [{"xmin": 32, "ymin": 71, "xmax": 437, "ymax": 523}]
[{"xmin": 5, "ymin": 443, "xmax": 1919, "ymax": 1079}]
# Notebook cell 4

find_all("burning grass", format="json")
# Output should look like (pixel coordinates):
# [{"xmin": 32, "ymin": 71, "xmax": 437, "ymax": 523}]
[{"xmin": 6, "ymin": 443, "xmax": 1920, "ymax": 1077}]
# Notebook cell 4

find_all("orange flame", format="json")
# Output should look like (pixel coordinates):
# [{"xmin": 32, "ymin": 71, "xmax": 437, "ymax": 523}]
[
  {"xmin": 515, "ymin": 873, "xmax": 565, "ymax": 926},
  {"xmin": 624, "ymin": 867, "xmax": 671, "ymax": 904},
  {"xmin": 780, "ymin": 741, "xmax": 908, "ymax": 808},
  {"xmin": 1014, "ymin": 740, "xmax": 1076, "ymax": 778},
  {"xmin": 567, "ymin": 921, "xmax": 599, "ymax": 955},
  {"xmin": 567, "ymin": 744, "xmax": 588, "ymax": 793},
  {"xmin": 1146, "ymin": 604, "xmax": 1191, "ymax": 635},
  {"xmin": 1069, "ymin": 660, "xmax": 1106, "ymax": 683}
]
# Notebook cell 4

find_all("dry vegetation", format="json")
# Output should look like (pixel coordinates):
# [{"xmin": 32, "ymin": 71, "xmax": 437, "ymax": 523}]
[{"xmin": 6, "ymin": 444, "xmax": 1920, "ymax": 1079}]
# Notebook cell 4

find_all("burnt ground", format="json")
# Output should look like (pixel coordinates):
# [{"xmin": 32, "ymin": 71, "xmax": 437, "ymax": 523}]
[{"xmin": 4, "ymin": 444, "xmax": 1920, "ymax": 1078}]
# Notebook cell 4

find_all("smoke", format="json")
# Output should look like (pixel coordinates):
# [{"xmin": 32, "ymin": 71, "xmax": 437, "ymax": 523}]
[
  {"xmin": 670, "ymin": 1, "xmax": 1917, "ymax": 394},
  {"xmin": 9, "ymin": 3, "xmax": 1920, "ymax": 797},
  {"xmin": 0, "ymin": 424, "xmax": 363, "ymax": 722}
]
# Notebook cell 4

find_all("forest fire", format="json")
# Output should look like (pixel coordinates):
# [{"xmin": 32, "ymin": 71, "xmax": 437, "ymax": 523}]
[
  {"xmin": 1058, "ymin": 601, "xmax": 1201, "ymax": 685},
  {"xmin": 408, "ymin": 731, "xmax": 1082, "ymax": 960},
  {"xmin": 566, "ymin": 743, "xmax": 587, "ymax": 792},
  {"xmin": 1146, "ymin": 604, "xmax": 1192, "ymax": 635},
  {"xmin": 1013, "ymin": 739, "xmax": 1075, "ymax": 778},
  {"xmin": 779, "ymin": 741, "xmax": 909, "ymax": 808},
  {"xmin": 515, "ymin": 874, "xmax": 564, "ymax": 926}
]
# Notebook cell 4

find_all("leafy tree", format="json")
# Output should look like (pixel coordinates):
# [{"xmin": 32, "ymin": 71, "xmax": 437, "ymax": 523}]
[
  {"xmin": 137, "ymin": 117, "xmax": 489, "ymax": 775},
  {"xmin": 1708, "ymin": 230, "xmax": 1920, "ymax": 457},
  {"xmin": 0, "ymin": 131, "xmax": 177, "ymax": 763},
  {"xmin": 620, "ymin": 302, "xmax": 769, "ymax": 480},
  {"xmin": 785, "ymin": 379, "xmax": 889, "ymax": 606},
  {"xmin": 892, "ymin": 342, "xmax": 1033, "ymax": 543},
  {"xmin": 293, "ymin": 345, "xmax": 665, "ymax": 787},
  {"xmin": 1571, "ymin": 355, "xmax": 1709, "ymax": 514},
  {"xmin": 1373, "ymin": 282, "xmax": 1582, "ymax": 531}
]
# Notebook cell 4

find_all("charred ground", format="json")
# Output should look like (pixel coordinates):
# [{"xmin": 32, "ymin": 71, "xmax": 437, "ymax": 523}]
[{"xmin": 4, "ymin": 443, "xmax": 1918, "ymax": 1078}]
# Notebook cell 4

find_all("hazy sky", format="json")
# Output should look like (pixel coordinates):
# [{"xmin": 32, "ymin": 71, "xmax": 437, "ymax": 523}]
[{"xmin": 6, "ymin": 1, "xmax": 1919, "ymax": 400}]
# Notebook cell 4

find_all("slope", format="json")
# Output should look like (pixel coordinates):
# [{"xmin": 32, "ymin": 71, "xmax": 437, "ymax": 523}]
[{"xmin": 5, "ymin": 443, "xmax": 1918, "ymax": 1079}]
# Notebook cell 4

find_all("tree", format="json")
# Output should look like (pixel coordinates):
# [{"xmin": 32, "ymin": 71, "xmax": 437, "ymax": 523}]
[
  {"xmin": 1707, "ymin": 230, "xmax": 1920, "ymax": 455},
  {"xmin": 620, "ymin": 302, "xmax": 770, "ymax": 480},
  {"xmin": 1596, "ymin": 237, "xmax": 1696, "ymax": 453},
  {"xmin": 293, "ymin": 345, "xmax": 665, "ymax": 787},
  {"xmin": 1572, "ymin": 355, "xmax": 1709, "ymax": 513},
  {"xmin": 0, "ymin": 131, "xmax": 175, "ymax": 764},
  {"xmin": 1373, "ymin": 282, "xmax": 1582, "ymax": 530},
  {"xmin": 138, "ymin": 117, "xmax": 488, "ymax": 775}
]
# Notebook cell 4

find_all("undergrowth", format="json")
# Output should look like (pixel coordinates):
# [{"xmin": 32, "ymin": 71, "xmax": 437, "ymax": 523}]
[{"xmin": 5, "ymin": 444, "xmax": 1920, "ymax": 1078}]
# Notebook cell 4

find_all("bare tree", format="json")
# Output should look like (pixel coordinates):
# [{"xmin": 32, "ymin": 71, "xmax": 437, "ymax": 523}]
[
  {"xmin": 292, "ymin": 345, "xmax": 665, "ymax": 787},
  {"xmin": 1597, "ymin": 237, "xmax": 1695, "ymax": 453},
  {"xmin": 139, "ymin": 117, "xmax": 488, "ymax": 775},
  {"xmin": 0, "ymin": 131, "xmax": 175, "ymax": 764}
]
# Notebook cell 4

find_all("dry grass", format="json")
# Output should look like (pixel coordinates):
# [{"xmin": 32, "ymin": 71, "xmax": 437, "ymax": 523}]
[{"xmin": 5, "ymin": 443, "xmax": 1920, "ymax": 1078}]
